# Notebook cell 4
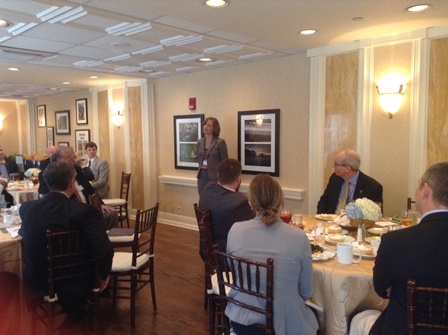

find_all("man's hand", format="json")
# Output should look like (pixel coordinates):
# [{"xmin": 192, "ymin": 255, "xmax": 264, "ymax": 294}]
[
  {"xmin": 101, "ymin": 204, "xmax": 115, "ymax": 213},
  {"xmin": 99, "ymin": 275, "xmax": 110, "ymax": 292}
]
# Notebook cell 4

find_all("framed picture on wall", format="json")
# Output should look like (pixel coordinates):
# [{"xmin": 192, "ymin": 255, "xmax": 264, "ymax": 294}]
[
  {"xmin": 46, "ymin": 126, "xmax": 55, "ymax": 147},
  {"xmin": 55, "ymin": 110, "xmax": 71, "ymax": 135},
  {"xmin": 237, "ymin": 109, "xmax": 280, "ymax": 176},
  {"xmin": 37, "ymin": 105, "xmax": 46, "ymax": 127},
  {"xmin": 58, "ymin": 142, "xmax": 69, "ymax": 147},
  {"xmin": 76, "ymin": 98, "xmax": 88, "ymax": 125},
  {"xmin": 75, "ymin": 129, "xmax": 90, "ymax": 155},
  {"xmin": 174, "ymin": 114, "xmax": 204, "ymax": 170}
]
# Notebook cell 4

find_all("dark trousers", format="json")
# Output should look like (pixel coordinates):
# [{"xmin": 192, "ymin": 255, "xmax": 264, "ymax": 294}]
[{"xmin": 231, "ymin": 321, "xmax": 266, "ymax": 335}]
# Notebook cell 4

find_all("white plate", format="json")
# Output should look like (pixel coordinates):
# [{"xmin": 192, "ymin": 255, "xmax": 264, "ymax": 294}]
[
  {"xmin": 325, "ymin": 235, "xmax": 355, "ymax": 245},
  {"xmin": 364, "ymin": 237, "xmax": 381, "ymax": 244},
  {"xmin": 312, "ymin": 250, "xmax": 336, "ymax": 261},
  {"xmin": 315, "ymin": 214, "xmax": 337, "ymax": 221},
  {"xmin": 367, "ymin": 227, "xmax": 384, "ymax": 235},
  {"xmin": 325, "ymin": 228, "xmax": 349, "ymax": 235}
]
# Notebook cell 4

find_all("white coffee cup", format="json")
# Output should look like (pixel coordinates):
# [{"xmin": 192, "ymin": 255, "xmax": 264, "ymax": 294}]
[{"xmin": 337, "ymin": 243, "xmax": 361, "ymax": 265}]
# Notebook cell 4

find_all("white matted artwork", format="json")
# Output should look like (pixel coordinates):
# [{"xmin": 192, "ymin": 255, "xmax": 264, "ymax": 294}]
[{"xmin": 75, "ymin": 129, "xmax": 90, "ymax": 155}]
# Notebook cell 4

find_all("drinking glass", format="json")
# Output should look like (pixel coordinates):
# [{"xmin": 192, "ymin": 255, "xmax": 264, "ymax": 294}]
[
  {"xmin": 280, "ymin": 209, "xmax": 292, "ymax": 224},
  {"xmin": 400, "ymin": 209, "xmax": 412, "ymax": 226}
]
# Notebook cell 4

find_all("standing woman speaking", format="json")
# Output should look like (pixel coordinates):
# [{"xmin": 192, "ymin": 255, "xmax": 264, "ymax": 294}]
[{"xmin": 197, "ymin": 117, "xmax": 228, "ymax": 194}]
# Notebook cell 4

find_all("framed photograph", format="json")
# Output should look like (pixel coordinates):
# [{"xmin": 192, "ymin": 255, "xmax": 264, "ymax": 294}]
[
  {"xmin": 75, "ymin": 129, "xmax": 90, "ymax": 155},
  {"xmin": 55, "ymin": 110, "xmax": 71, "ymax": 135},
  {"xmin": 174, "ymin": 114, "xmax": 204, "ymax": 170},
  {"xmin": 37, "ymin": 105, "xmax": 46, "ymax": 127},
  {"xmin": 46, "ymin": 126, "xmax": 55, "ymax": 147},
  {"xmin": 76, "ymin": 98, "xmax": 88, "ymax": 125},
  {"xmin": 58, "ymin": 142, "xmax": 69, "ymax": 147},
  {"xmin": 238, "ymin": 109, "xmax": 280, "ymax": 176}
]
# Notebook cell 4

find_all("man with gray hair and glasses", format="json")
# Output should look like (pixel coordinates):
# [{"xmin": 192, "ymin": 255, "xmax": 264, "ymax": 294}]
[{"xmin": 317, "ymin": 148, "xmax": 383, "ymax": 214}]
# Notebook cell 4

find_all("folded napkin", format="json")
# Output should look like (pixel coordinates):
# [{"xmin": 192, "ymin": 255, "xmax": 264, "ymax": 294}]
[
  {"xmin": 6, "ymin": 226, "xmax": 20, "ymax": 239},
  {"xmin": 334, "ymin": 214, "xmax": 351, "ymax": 227}
]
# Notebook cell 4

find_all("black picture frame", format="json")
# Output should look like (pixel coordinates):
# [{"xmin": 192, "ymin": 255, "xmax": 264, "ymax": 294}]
[
  {"xmin": 237, "ymin": 109, "xmax": 280, "ymax": 176},
  {"xmin": 75, "ymin": 129, "xmax": 90, "ymax": 155},
  {"xmin": 46, "ymin": 126, "xmax": 54, "ymax": 147},
  {"xmin": 37, "ymin": 105, "xmax": 46, "ymax": 127},
  {"xmin": 174, "ymin": 114, "xmax": 204, "ymax": 170},
  {"xmin": 55, "ymin": 110, "xmax": 71, "ymax": 135},
  {"xmin": 76, "ymin": 98, "xmax": 88, "ymax": 125}
]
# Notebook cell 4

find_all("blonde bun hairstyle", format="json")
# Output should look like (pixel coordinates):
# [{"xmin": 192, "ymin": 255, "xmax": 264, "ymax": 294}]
[{"xmin": 248, "ymin": 174, "xmax": 284, "ymax": 226}]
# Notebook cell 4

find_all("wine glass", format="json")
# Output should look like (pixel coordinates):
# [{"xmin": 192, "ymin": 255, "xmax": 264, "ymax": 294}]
[{"xmin": 280, "ymin": 209, "xmax": 292, "ymax": 224}]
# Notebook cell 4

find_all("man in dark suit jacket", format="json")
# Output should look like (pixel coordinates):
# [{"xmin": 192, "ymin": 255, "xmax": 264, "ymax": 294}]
[
  {"xmin": 317, "ymin": 149, "xmax": 383, "ymax": 214},
  {"xmin": 350, "ymin": 162, "xmax": 448, "ymax": 335},
  {"xmin": 19, "ymin": 161, "xmax": 114, "ymax": 312},
  {"xmin": 199, "ymin": 158, "xmax": 255, "ymax": 256}
]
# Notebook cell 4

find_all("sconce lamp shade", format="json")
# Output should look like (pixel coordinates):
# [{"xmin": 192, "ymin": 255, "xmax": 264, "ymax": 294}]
[
  {"xmin": 111, "ymin": 104, "xmax": 124, "ymax": 128},
  {"xmin": 376, "ymin": 73, "xmax": 407, "ymax": 118}
]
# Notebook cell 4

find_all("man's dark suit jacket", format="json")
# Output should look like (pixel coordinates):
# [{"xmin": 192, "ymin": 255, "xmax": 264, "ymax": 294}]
[
  {"xmin": 199, "ymin": 183, "xmax": 255, "ymax": 254},
  {"xmin": 19, "ymin": 192, "xmax": 114, "ymax": 311},
  {"xmin": 317, "ymin": 171, "xmax": 383, "ymax": 214},
  {"xmin": 370, "ymin": 211, "xmax": 448, "ymax": 335}
]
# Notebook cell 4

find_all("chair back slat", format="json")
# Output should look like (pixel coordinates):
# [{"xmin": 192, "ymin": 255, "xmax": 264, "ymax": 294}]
[
  {"xmin": 407, "ymin": 279, "xmax": 448, "ymax": 335},
  {"xmin": 213, "ymin": 245, "xmax": 275, "ymax": 335},
  {"xmin": 131, "ymin": 203, "xmax": 159, "ymax": 266},
  {"xmin": 120, "ymin": 172, "xmax": 131, "ymax": 201},
  {"xmin": 194, "ymin": 204, "xmax": 215, "ymax": 279}
]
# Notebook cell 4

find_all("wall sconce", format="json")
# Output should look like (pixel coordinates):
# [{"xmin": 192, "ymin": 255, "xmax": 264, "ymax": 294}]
[
  {"xmin": 111, "ymin": 104, "xmax": 124, "ymax": 128},
  {"xmin": 376, "ymin": 73, "xmax": 407, "ymax": 118},
  {"xmin": 0, "ymin": 118, "xmax": 3, "ymax": 130}
]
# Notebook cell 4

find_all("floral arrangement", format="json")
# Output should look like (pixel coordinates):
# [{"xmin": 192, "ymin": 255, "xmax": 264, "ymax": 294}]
[
  {"xmin": 345, "ymin": 198, "xmax": 381, "ymax": 221},
  {"xmin": 24, "ymin": 168, "xmax": 41, "ymax": 178}
]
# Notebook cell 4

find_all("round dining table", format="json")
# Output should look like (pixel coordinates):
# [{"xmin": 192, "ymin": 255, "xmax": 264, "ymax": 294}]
[
  {"xmin": 7, "ymin": 182, "xmax": 39, "ymax": 205},
  {"xmin": 0, "ymin": 226, "xmax": 23, "ymax": 277},
  {"xmin": 302, "ymin": 215, "xmax": 388, "ymax": 335}
]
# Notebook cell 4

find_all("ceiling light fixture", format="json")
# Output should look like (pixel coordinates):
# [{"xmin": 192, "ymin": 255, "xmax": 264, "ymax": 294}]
[
  {"xmin": 62, "ymin": 81, "xmax": 71, "ymax": 85},
  {"xmin": 6, "ymin": 67, "xmax": 20, "ymax": 71},
  {"xmin": 405, "ymin": 4, "xmax": 431, "ymax": 12},
  {"xmin": 88, "ymin": 75, "xmax": 99, "ymax": 79},
  {"xmin": 197, "ymin": 57, "xmax": 214, "ymax": 63},
  {"xmin": 204, "ymin": 0, "xmax": 229, "ymax": 8},
  {"xmin": 0, "ymin": 19, "xmax": 12, "ymax": 28},
  {"xmin": 300, "ymin": 29, "xmax": 317, "ymax": 35}
]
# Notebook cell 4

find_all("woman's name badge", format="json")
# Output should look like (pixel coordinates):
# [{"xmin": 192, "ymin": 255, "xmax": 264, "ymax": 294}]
[{"xmin": 202, "ymin": 159, "xmax": 208, "ymax": 166}]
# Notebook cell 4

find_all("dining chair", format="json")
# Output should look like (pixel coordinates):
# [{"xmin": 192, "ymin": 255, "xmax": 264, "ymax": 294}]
[
  {"xmin": 212, "ymin": 245, "xmax": 275, "ymax": 335},
  {"xmin": 194, "ymin": 203, "xmax": 227, "ymax": 335},
  {"xmin": 108, "ymin": 202, "xmax": 159, "ymax": 330},
  {"xmin": 43, "ymin": 229, "xmax": 101, "ymax": 330},
  {"xmin": 103, "ymin": 172, "xmax": 131, "ymax": 228},
  {"xmin": 407, "ymin": 279, "xmax": 448, "ymax": 335},
  {"xmin": 88, "ymin": 192, "xmax": 102, "ymax": 212}
]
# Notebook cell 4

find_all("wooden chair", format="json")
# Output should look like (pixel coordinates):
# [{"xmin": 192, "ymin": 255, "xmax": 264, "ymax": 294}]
[
  {"xmin": 88, "ymin": 192, "xmax": 102, "ymax": 212},
  {"xmin": 103, "ymin": 172, "xmax": 131, "ymax": 228},
  {"xmin": 44, "ymin": 230, "xmax": 101, "ymax": 330},
  {"xmin": 108, "ymin": 203, "xmax": 159, "ymax": 330},
  {"xmin": 194, "ymin": 203, "xmax": 224, "ymax": 335},
  {"xmin": 213, "ymin": 245, "xmax": 275, "ymax": 335},
  {"xmin": 407, "ymin": 197, "xmax": 416, "ymax": 211},
  {"xmin": 407, "ymin": 279, "xmax": 448, "ymax": 335}
]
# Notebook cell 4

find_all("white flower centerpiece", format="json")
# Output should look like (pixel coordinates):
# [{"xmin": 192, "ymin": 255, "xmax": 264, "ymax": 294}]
[
  {"xmin": 24, "ymin": 168, "xmax": 40, "ymax": 178},
  {"xmin": 344, "ymin": 198, "xmax": 381, "ymax": 228}
]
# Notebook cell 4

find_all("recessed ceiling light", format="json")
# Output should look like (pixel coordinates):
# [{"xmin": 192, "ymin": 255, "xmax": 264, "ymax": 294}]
[
  {"xmin": 0, "ymin": 19, "xmax": 12, "ymax": 28},
  {"xmin": 300, "ymin": 29, "xmax": 317, "ymax": 35},
  {"xmin": 88, "ymin": 75, "xmax": 99, "ymax": 79},
  {"xmin": 62, "ymin": 81, "xmax": 71, "ymax": 85},
  {"xmin": 196, "ymin": 57, "xmax": 214, "ymax": 63},
  {"xmin": 405, "ymin": 4, "xmax": 432, "ymax": 12},
  {"xmin": 139, "ymin": 69, "xmax": 154, "ymax": 73},
  {"xmin": 48, "ymin": 87, "xmax": 59, "ymax": 91},
  {"xmin": 6, "ymin": 67, "xmax": 20, "ymax": 71},
  {"xmin": 203, "ymin": 0, "xmax": 229, "ymax": 8}
]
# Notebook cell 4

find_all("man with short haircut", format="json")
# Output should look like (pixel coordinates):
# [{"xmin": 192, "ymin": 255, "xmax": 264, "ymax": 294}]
[
  {"xmin": 350, "ymin": 162, "xmax": 448, "ymax": 334},
  {"xmin": 317, "ymin": 148, "xmax": 383, "ymax": 214},
  {"xmin": 199, "ymin": 158, "xmax": 255, "ymax": 255},
  {"xmin": 85, "ymin": 142, "xmax": 109, "ymax": 199},
  {"xmin": 19, "ymin": 161, "xmax": 113, "ymax": 312},
  {"xmin": 0, "ymin": 146, "xmax": 19, "ymax": 181}
]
